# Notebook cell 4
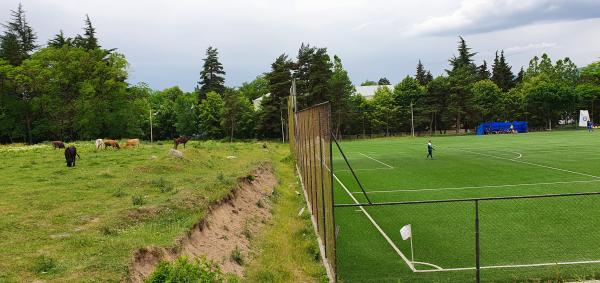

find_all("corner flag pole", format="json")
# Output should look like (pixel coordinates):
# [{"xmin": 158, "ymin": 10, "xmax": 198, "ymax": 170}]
[{"xmin": 410, "ymin": 236, "xmax": 414, "ymax": 263}]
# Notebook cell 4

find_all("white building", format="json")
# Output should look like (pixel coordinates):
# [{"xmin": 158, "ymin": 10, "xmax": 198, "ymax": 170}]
[
  {"xmin": 355, "ymin": 85, "xmax": 393, "ymax": 100},
  {"xmin": 253, "ymin": 93, "xmax": 270, "ymax": 109}
]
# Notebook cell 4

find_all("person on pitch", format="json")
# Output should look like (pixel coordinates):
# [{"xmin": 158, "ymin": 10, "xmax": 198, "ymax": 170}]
[{"xmin": 427, "ymin": 140, "xmax": 435, "ymax": 159}]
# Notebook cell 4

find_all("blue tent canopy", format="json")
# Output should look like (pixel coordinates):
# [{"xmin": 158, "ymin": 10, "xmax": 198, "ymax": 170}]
[{"xmin": 476, "ymin": 122, "xmax": 528, "ymax": 135}]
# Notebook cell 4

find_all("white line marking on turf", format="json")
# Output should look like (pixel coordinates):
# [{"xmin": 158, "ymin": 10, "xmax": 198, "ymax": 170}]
[
  {"xmin": 334, "ymin": 173, "xmax": 416, "ymax": 272},
  {"xmin": 353, "ymin": 179, "xmax": 600, "ymax": 195},
  {"xmin": 359, "ymin": 152, "xmax": 394, "ymax": 169},
  {"xmin": 336, "ymin": 167, "xmax": 393, "ymax": 172},
  {"xmin": 413, "ymin": 261, "xmax": 443, "ymax": 270},
  {"xmin": 414, "ymin": 259, "xmax": 600, "ymax": 273},
  {"xmin": 457, "ymin": 148, "xmax": 600, "ymax": 179}
]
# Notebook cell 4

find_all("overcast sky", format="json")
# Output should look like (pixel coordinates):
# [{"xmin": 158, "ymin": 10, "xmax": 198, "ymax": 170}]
[{"xmin": 1, "ymin": 0, "xmax": 599, "ymax": 91}]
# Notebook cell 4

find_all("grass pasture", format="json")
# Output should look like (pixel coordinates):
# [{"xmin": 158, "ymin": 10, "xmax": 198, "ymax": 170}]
[
  {"xmin": 333, "ymin": 130, "xmax": 600, "ymax": 282},
  {"xmin": 0, "ymin": 140, "xmax": 326, "ymax": 282}
]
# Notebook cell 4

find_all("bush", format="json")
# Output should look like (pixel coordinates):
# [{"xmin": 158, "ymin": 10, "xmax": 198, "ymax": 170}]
[
  {"xmin": 230, "ymin": 246, "xmax": 244, "ymax": 265},
  {"xmin": 154, "ymin": 177, "xmax": 173, "ymax": 193},
  {"xmin": 146, "ymin": 256, "xmax": 224, "ymax": 283},
  {"xmin": 32, "ymin": 255, "xmax": 57, "ymax": 274},
  {"xmin": 132, "ymin": 195, "xmax": 144, "ymax": 206}
]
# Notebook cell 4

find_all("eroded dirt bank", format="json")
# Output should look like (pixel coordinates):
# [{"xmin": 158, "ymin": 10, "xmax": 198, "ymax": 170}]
[{"xmin": 129, "ymin": 165, "xmax": 277, "ymax": 282}]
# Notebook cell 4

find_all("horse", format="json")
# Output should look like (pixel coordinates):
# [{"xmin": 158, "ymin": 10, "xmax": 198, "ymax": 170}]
[
  {"xmin": 52, "ymin": 141, "xmax": 65, "ymax": 149},
  {"xmin": 64, "ymin": 146, "xmax": 81, "ymax": 167},
  {"xmin": 104, "ymin": 140, "xmax": 120, "ymax": 149},
  {"xmin": 124, "ymin": 139, "xmax": 140, "ymax": 148},
  {"xmin": 174, "ymin": 136, "xmax": 191, "ymax": 149},
  {"xmin": 95, "ymin": 139, "xmax": 104, "ymax": 149}
]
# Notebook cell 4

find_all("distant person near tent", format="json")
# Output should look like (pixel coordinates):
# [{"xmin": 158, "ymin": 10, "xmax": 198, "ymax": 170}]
[{"xmin": 588, "ymin": 120, "xmax": 593, "ymax": 132}]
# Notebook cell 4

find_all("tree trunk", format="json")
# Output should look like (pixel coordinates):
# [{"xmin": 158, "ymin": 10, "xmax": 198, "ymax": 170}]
[{"xmin": 456, "ymin": 108, "xmax": 461, "ymax": 134}]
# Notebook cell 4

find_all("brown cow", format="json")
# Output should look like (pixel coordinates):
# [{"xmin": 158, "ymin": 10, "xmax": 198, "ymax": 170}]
[
  {"xmin": 174, "ymin": 136, "xmax": 191, "ymax": 149},
  {"xmin": 104, "ymin": 140, "xmax": 120, "ymax": 149},
  {"xmin": 52, "ymin": 141, "xmax": 65, "ymax": 149},
  {"xmin": 124, "ymin": 138, "xmax": 140, "ymax": 148}
]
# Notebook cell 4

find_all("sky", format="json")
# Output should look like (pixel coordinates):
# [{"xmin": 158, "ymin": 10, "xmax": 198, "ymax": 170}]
[{"xmin": 1, "ymin": 0, "xmax": 599, "ymax": 92}]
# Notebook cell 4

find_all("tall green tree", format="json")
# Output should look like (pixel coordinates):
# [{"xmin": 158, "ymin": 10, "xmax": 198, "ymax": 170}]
[
  {"xmin": 196, "ymin": 46, "xmax": 226, "ymax": 100},
  {"xmin": 447, "ymin": 36, "xmax": 478, "ymax": 133},
  {"xmin": 0, "ymin": 3, "xmax": 37, "ymax": 66},
  {"xmin": 491, "ymin": 50, "xmax": 515, "ymax": 91},
  {"xmin": 239, "ymin": 75, "xmax": 269, "ymax": 101},
  {"xmin": 73, "ymin": 15, "xmax": 99, "ymax": 50},
  {"xmin": 378, "ymin": 77, "xmax": 390, "ymax": 85},
  {"xmin": 198, "ymin": 91, "xmax": 224, "ymax": 139},
  {"xmin": 478, "ymin": 60, "xmax": 490, "ymax": 80},
  {"xmin": 471, "ymin": 80, "xmax": 503, "ymax": 122},
  {"xmin": 425, "ymin": 76, "xmax": 452, "ymax": 134},
  {"xmin": 415, "ymin": 60, "xmax": 432, "ymax": 85},
  {"xmin": 394, "ymin": 76, "xmax": 426, "ymax": 132},
  {"xmin": 222, "ymin": 88, "xmax": 255, "ymax": 140},
  {"xmin": 47, "ymin": 30, "xmax": 72, "ymax": 48},
  {"xmin": 259, "ymin": 54, "xmax": 291, "ymax": 139},
  {"xmin": 329, "ymin": 55, "xmax": 355, "ymax": 136},
  {"xmin": 371, "ymin": 86, "xmax": 398, "ymax": 135}
]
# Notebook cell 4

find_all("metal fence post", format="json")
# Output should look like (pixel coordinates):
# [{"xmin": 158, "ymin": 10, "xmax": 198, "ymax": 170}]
[{"xmin": 475, "ymin": 200, "xmax": 481, "ymax": 283}]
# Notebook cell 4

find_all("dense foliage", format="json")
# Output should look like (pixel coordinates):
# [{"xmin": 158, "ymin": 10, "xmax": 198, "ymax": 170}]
[{"xmin": 1, "ymin": 5, "xmax": 599, "ymax": 143}]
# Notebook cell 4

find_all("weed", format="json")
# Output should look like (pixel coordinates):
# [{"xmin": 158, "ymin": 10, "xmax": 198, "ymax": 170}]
[
  {"xmin": 32, "ymin": 255, "xmax": 57, "ymax": 274},
  {"xmin": 112, "ymin": 188, "xmax": 127, "ymax": 198},
  {"xmin": 153, "ymin": 177, "xmax": 173, "ymax": 193},
  {"xmin": 230, "ymin": 246, "xmax": 244, "ymax": 265},
  {"xmin": 146, "ymin": 256, "xmax": 224, "ymax": 283},
  {"xmin": 132, "ymin": 195, "xmax": 144, "ymax": 206}
]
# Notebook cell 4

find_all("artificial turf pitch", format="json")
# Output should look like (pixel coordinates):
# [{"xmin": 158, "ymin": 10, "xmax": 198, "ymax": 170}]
[{"xmin": 332, "ymin": 130, "xmax": 600, "ymax": 282}]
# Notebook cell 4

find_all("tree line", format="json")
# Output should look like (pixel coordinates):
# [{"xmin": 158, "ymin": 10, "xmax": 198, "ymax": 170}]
[{"xmin": 1, "ymin": 5, "xmax": 599, "ymax": 143}]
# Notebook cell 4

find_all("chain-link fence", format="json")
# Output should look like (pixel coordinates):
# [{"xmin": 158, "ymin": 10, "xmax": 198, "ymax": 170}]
[
  {"xmin": 288, "ymin": 89, "xmax": 336, "ymax": 281},
  {"xmin": 334, "ymin": 192, "xmax": 600, "ymax": 282}
]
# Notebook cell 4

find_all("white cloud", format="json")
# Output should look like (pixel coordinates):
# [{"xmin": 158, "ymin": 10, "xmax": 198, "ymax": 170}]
[
  {"xmin": 504, "ymin": 42, "xmax": 557, "ymax": 55},
  {"xmin": 408, "ymin": 0, "xmax": 600, "ymax": 36}
]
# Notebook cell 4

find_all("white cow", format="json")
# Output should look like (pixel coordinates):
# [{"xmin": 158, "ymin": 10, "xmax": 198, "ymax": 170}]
[{"xmin": 95, "ymin": 139, "xmax": 104, "ymax": 150}]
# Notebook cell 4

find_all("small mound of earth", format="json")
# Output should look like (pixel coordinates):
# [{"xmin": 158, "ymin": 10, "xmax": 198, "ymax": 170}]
[{"xmin": 129, "ymin": 165, "xmax": 277, "ymax": 282}]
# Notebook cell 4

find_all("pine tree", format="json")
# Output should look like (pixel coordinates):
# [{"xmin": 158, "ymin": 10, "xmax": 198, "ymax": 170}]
[
  {"xmin": 416, "ymin": 60, "xmax": 427, "ymax": 85},
  {"xmin": 425, "ymin": 71, "xmax": 433, "ymax": 85},
  {"xmin": 330, "ymin": 55, "xmax": 355, "ymax": 135},
  {"xmin": 478, "ymin": 60, "xmax": 490, "ymax": 80},
  {"xmin": 259, "ymin": 54, "xmax": 292, "ymax": 138},
  {"xmin": 307, "ymin": 47, "xmax": 333, "ymax": 105},
  {"xmin": 446, "ymin": 36, "xmax": 478, "ymax": 133},
  {"xmin": 197, "ymin": 46, "xmax": 226, "ymax": 101},
  {"xmin": 48, "ymin": 30, "xmax": 72, "ymax": 48},
  {"xmin": 73, "ymin": 15, "xmax": 99, "ymax": 50},
  {"xmin": 293, "ymin": 43, "xmax": 314, "ymax": 108},
  {"xmin": 515, "ymin": 67, "xmax": 524, "ymax": 85},
  {"xmin": 378, "ymin": 77, "xmax": 390, "ymax": 85},
  {"xmin": 0, "ymin": 3, "xmax": 37, "ymax": 65},
  {"xmin": 491, "ymin": 50, "xmax": 515, "ymax": 91}
]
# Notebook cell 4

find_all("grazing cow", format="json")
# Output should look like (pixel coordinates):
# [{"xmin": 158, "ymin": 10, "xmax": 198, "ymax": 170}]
[
  {"xmin": 64, "ymin": 146, "xmax": 80, "ymax": 167},
  {"xmin": 104, "ymin": 140, "xmax": 120, "ymax": 149},
  {"xmin": 52, "ymin": 141, "xmax": 65, "ymax": 149},
  {"xmin": 124, "ymin": 138, "xmax": 140, "ymax": 148},
  {"xmin": 174, "ymin": 136, "xmax": 191, "ymax": 149},
  {"xmin": 95, "ymin": 139, "xmax": 104, "ymax": 150}
]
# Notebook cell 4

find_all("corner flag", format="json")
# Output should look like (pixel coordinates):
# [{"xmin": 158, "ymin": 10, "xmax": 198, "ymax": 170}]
[{"xmin": 400, "ymin": 224, "xmax": 412, "ymax": 240}]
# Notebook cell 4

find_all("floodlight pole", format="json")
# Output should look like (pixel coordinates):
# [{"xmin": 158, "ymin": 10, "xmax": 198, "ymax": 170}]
[
  {"xmin": 411, "ymin": 101, "xmax": 415, "ymax": 137},
  {"xmin": 149, "ymin": 106, "xmax": 153, "ymax": 143}
]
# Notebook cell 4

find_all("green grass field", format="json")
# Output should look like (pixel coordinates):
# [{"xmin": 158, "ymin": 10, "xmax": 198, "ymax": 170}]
[
  {"xmin": 333, "ymin": 130, "xmax": 600, "ymax": 282},
  {"xmin": 0, "ymin": 140, "xmax": 326, "ymax": 282}
]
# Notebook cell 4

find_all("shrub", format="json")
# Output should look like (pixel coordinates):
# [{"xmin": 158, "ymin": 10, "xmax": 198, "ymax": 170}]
[
  {"xmin": 146, "ymin": 256, "xmax": 224, "ymax": 283},
  {"xmin": 154, "ymin": 177, "xmax": 173, "ymax": 193},
  {"xmin": 132, "ymin": 195, "xmax": 144, "ymax": 206},
  {"xmin": 32, "ymin": 255, "xmax": 57, "ymax": 274},
  {"xmin": 230, "ymin": 246, "xmax": 244, "ymax": 265},
  {"xmin": 112, "ymin": 188, "xmax": 127, "ymax": 198}
]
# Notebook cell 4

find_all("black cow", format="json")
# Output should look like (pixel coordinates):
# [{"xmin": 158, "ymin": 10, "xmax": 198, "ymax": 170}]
[{"xmin": 64, "ymin": 146, "xmax": 81, "ymax": 167}]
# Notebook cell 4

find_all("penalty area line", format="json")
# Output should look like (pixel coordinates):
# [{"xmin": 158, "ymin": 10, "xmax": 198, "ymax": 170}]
[
  {"xmin": 359, "ymin": 152, "xmax": 394, "ymax": 169},
  {"xmin": 414, "ymin": 259, "xmax": 600, "ymax": 273},
  {"xmin": 353, "ymin": 179, "xmax": 600, "ymax": 195},
  {"xmin": 456, "ymin": 148, "xmax": 600, "ymax": 179},
  {"xmin": 334, "ymin": 173, "xmax": 416, "ymax": 272}
]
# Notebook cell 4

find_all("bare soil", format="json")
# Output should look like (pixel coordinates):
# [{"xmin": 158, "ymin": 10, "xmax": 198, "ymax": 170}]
[{"xmin": 128, "ymin": 165, "xmax": 277, "ymax": 282}]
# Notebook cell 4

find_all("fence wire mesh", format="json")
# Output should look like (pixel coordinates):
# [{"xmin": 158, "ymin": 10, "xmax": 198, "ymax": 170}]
[{"xmin": 289, "ymin": 95, "xmax": 336, "ymax": 280}]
